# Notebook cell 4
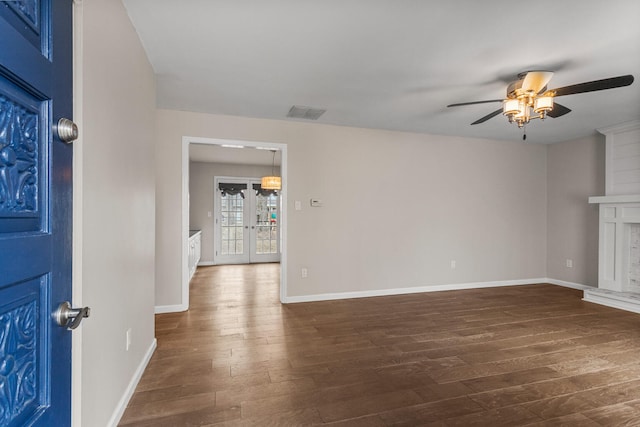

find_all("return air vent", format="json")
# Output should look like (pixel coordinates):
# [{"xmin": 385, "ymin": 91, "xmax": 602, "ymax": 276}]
[{"xmin": 286, "ymin": 105, "xmax": 326, "ymax": 120}]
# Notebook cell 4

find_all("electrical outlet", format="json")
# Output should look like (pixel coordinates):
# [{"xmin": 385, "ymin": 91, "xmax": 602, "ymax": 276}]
[
  {"xmin": 301, "ymin": 268, "xmax": 308, "ymax": 278},
  {"xmin": 450, "ymin": 260, "xmax": 456, "ymax": 269},
  {"xmin": 126, "ymin": 328, "xmax": 132, "ymax": 351},
  {"xmin": 566, "ymin": 259, "xmax": 573, "ymax": 268}
]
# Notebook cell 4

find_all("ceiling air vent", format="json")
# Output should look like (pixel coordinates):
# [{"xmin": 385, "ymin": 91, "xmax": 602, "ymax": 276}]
[{"xmin": 286, "ymin": 105, "xmax": 326, "ymax": 120}]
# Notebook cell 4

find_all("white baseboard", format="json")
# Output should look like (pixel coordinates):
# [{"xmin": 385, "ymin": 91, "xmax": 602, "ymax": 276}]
[
  {"xmin": 107, "ymin": 338, "xmax": 157, "ymax": 427},
  {"xmin": 197, "ymin": 261, "xmax": 215, "ymax": 266},
  {"xmin": 282, "ymin": 278, "xmax": 549, "ymax": 303},
  {"xmin": 583, "ymin": 295, "xmax": 640, "ymax": 314},
  {"xmin": 583, "ymin": 289, "xmax": 640, "ymax": 314},
  {"xmin": 155, "ymin": 303, "xmax": 188, "ymax": 314},
  {"xmin": 282, "ymin": 277, "xmax": 596, "ymax": 304},
  {"xmin": 545, "ymin": 278, "xmax": 592, "ymax": 291}
]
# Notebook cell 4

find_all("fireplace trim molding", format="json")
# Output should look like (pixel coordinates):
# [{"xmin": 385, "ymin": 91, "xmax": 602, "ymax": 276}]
[{"xmin": 588, "ymin": 196, "xmax": 640, "ymax": 291}]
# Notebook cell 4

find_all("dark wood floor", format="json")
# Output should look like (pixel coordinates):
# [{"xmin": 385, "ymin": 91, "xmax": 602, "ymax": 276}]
[{"xmin": 119, "ymin": 264, "xmax": 640, "ymax": 426}]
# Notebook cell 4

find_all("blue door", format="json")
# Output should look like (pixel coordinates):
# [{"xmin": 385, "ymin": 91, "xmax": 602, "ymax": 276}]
[{"xmin": 0, "ymin": 0, "xmax": 74, "ymax": 425}]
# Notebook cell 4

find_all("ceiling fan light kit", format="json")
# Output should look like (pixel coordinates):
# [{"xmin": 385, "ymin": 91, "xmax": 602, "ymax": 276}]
[
  {"xmin": 448, "ymin": 71, "xmax": 635, "ymax": 132},
  {"xmin": 503, "ymin": 95, "xmax": 555, "ymax": 128}
]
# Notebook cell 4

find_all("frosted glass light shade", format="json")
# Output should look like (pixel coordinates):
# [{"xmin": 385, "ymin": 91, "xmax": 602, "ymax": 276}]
[
  {"xmin": 261, "ymin": 176, "xmax": 281, "ymax": 190},
  {"xmin": 513, "ymin": 101, "xmax": 528, "ymax": 120},
  {"xmin": 534, "ymin": 96, "xmax": 554, "ymax": 113},
  {"xmin": 503, "ymin": 99, "xmax": 520, "ymax": 116}
]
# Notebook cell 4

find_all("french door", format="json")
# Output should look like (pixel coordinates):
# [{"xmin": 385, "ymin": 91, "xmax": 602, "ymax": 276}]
[{"xmin": 214, "ymin": 177, "xmax": 280, "ymax": 264}]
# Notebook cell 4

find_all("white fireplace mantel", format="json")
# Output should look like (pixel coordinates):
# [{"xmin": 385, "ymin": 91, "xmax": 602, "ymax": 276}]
[{"xmin": 589, "ymin": 195, "xmax": 640, "ymax": 204}]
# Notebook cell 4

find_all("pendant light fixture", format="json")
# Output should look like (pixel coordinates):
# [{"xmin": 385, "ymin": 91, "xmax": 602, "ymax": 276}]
[{"xmin": 261, "ymin": 150, "xmax": 281, "ymax": 190}]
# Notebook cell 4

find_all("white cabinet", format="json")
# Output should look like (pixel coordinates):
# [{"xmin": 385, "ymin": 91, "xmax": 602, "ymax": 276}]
[{"xmin": 188, "ymin": 230, "xmax": 202, "ymax": 281}]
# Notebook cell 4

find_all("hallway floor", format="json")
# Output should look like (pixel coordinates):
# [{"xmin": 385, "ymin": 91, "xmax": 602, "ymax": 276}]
[{"xmin": 120, "ymin": 264, "xmax": 640, "ymax": 426}]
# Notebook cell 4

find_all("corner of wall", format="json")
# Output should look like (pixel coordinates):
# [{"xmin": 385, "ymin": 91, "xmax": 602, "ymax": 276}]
[{"xmin": 546, "ymin": 134, "xmax": 605, "ymax": 287}]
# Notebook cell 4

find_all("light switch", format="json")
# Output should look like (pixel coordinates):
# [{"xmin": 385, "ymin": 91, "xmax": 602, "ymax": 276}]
[{"xmin": 295, "ymin": 201, "xmax": 302, "ymax": 211}]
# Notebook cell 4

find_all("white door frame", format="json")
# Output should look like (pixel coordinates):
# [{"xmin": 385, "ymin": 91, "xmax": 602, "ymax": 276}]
[
  {"xmin": 72, "ymin": 1, "xmax": 84, "ymax": 425},
  {"xmin": 181, "ymin": 137, "xmax": 288, "ymax": 305}
]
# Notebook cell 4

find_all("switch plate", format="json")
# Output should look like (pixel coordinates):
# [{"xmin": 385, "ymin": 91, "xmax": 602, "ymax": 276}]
[
  {"xmin": 450, "ymin": 260, "xmax": 456, "ymax": 269},
  {"xmin": 301, "ymin": 268, "xmax": 308, "ymax": 278},
  {"xmin": 207, "ymin": 211, "xmax": 212, "ymax": 218},
  {"xmin": 126, "ymin": 328, "xmax": 132, "ymax": 351},
  {"xmin": 310, "ymin": 199, "xmax": 323, "ymax": 207},
  {"xmin": 566, "ymin": 259, "xmax": 573, "ymax": 268},
  {"xmin": 295, "ymin": 200, "xmax": 302, "ymax": 211}
]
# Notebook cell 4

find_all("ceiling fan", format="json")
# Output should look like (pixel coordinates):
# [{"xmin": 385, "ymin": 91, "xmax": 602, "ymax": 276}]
[{"xmin": 447, "ymin": 71, "xmax": 634, "ymax": 129}]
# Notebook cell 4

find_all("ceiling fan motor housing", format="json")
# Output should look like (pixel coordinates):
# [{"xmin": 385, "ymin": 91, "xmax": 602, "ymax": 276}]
[{"xmin": 506, "ymin": 80, "xmax": 524, "ymax": 99}]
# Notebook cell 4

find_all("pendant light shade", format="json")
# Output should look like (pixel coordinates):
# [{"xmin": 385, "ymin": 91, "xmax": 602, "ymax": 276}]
[
  {"xmin": 261, "ymin": 150, "xmax": 281, "ymax": 190},
  {"xmin": 261, "ymin": 175, "xmax": 281, "ymax": 190}
]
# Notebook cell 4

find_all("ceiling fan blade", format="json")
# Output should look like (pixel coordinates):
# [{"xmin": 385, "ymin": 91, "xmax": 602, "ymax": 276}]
[
  {"xmin": 547, "ymin": 75, "xmax": 634, "ymax": 97},
  {"xmin": 471, "ymin": 109, "xmax": 502, "ymax": 125},
  {"xmin": 447, "ymin": 99, "xmax": 502, "ymax": 108},
  {"xmin": 522, "ymin": 71, "xmax": 554, "ymax": 94},
  {"xmin": 547, "ymin": 102, "xmax": 571, "ymax": 118}
]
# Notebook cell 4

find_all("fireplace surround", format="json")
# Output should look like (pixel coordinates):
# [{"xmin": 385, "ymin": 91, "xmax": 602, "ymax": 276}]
[{"xmin": 584, "ymin": 121, "xmax": 640, "ymax": 313}]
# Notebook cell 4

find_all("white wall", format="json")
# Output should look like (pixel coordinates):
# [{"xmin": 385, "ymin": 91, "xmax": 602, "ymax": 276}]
[
  {"xmin": 547, "ymin": 134, "xmax": 605, "ymax": 286},
  {"xmin": 189, "ymin": 161, "xmax": 276, "ymax": 264},
  {"xmin": 157, "ymin": 109, "xmax": 548, "ymax": 305},
  {"xmin": 76, "ymin": 0, "xmax": 156, "ymax": 425}
]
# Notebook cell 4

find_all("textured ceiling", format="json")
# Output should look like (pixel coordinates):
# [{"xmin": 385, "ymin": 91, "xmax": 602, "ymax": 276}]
[{"xmin": 124, "ymin": 0, "xmax": 640, "ymax": 144}]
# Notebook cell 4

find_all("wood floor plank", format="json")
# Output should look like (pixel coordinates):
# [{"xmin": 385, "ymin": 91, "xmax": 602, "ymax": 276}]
[
  {"xmin": 210, "ymin": 407, "xmax": 323, "ymax": 427},
  {"xmin": 582, "ymin": 400, "xmax": 640, "ymax": 426},
  {"xmin": 523, "ymin": 392, "xmax": 600, "ymax": 419},
  {"xmin": 441, "ymin": 405, "xmax": 542, "ymax": 426},
  {"xmin": 316, "ymin": 389, "xmax": 423, "ymax": 423},
  {"xmin": 377, "ymin": 396, "xmax": 485, "ymax": 425},
  {"xmin": 119, "ymin": 392, "xmax": 217, "ymax": 424},
  {"xmin": 522, "ymin": 413, "xmax": 601, "ymax": 427},
  {"xmin": 119, "ymin": 265, "xmax": 640, "ymax": 426}
]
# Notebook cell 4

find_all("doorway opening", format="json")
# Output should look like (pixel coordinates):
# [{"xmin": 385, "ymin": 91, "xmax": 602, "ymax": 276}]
[{"xmin": 181, "ymin": 137, "xmax": 287, "ymax": 307}]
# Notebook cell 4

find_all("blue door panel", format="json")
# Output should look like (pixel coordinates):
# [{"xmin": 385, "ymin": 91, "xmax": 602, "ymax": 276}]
[
  {"xmin": 0, "ymin": 0, "xmax": 73, "ymax": 425},
  {"xmin": 0, "ymin": 74, "xmax": 48, "ymax": 234},
  {"xmin": 0, "ymin": 236, "xmax": 50, "ymax": 287},
  {"xmin": 0, "ymin": 275, "xmax": 49, "ymax": 426},
  {"xmin": 0, "ymin": 0, "xmax": 52, "ymax": 96},
  {"xmin": 0, "ymin": 0, "xmax": 46, "ymax": 53}
]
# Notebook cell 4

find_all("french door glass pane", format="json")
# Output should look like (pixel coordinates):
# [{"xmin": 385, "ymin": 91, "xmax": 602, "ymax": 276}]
[
  {"xmin": 255, "ymin": 193, "xmax": 278, "ymax": 254},
  {"xmin": 221, "ymin": 193, "xmax": 244, "ymax": 255}
]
